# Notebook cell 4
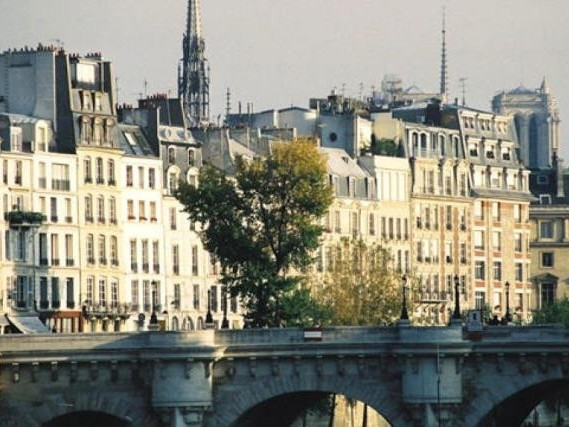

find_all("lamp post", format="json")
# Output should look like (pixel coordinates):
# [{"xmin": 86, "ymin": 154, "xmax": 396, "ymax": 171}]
[
  {"xmin": 452, "ymin": 275, "xmax": 461, "ymax": 320},
  {"xmin": 149, "ymin": 280, "xmax": 158, "ymax": 326},
  {"xmin": 400, "ymin": 275, "xmax": 409, "ymax": 320},
  {"xmin": 205, "ymin": 288, "xmax": 213, "ymax": 325},
  {"xmin": 505, "ymin": 281, "xmax": 512, "ymax": 323},
  {"xmin": 221, "ymin": 286, "xmax": 229, "ymax": 329}
]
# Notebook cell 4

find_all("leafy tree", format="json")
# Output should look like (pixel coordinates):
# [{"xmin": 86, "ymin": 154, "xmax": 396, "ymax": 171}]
[
  {"xmin": 175, "ymin": 139, "xmax": 333, "ymax": 327},
  {"xmin": 314, "ymin": 238, "xmax": 407, "ymax": 326},
  {"xmin": 532, "ymin": 298, "xmax": 569, "ymax": 326}
]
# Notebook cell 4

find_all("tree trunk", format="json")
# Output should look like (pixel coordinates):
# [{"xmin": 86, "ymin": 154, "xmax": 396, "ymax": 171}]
[
  {"xmin": 362, "ymin": 404, "xmax": 368, "ymax": 427},
  {"xmin": 328, "ymin": 394, "xmax": 336, "ymax": 427}
]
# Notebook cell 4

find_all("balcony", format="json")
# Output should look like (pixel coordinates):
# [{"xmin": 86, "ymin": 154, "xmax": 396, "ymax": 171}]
[
  {"xmin": 51, "ymin": 258, "xmax": 60, "ymax": 266},
  {"xmin": 15, "ymin": 175, "xmax": 22, "ymax": 185},
  {"xmin": 67, "ymin": 301, "xmax": 75, "ymax": 309},
  {"xmin": 446, "ymin": 256, "xmax": 452, "ymax": 264},
  {"xmin": 108, "ymin": 179, "xmax": 116, "ymax": 186},
  {"xmin": 460, "ymin": 257, "xmax": 467, "ymax": 264},
  {"xmin": 99, "ymin": 257, "xmax": 107, "ymax": 265},
  {"xmin": 144, "ymin": 304, "xmax": 152, "ymax": 312},
  {"xmin": 131, "ymin": 263, "xmax": 138, "ymax": 273},
  {"xmin": 110, "ymin": 218, "xmax": 117, "ymax": 225},
  {"xmin": 40, "ymin": 258, "xmax": 49, "ymax": 266},
  {"xmin": 131, "ymin": 304, "xmax": 140, "ymax": 312},
  {"xmin": 97, "ymin": 217, "xmax": 106, "ymax": 224},
  {"xmin": 173, "ymin": 265, "xmax": 180, "ymax": 275},
  {"xmin": 65, "ymin": 216, "xmax": 73, "ymax": 223},
  {"xmin": 52, "ymin": 179, "xmax": 70, "ymax": 191},
  {"xmin": 153, "ymin": 264, "xmax": 160, "ymax": 273},
  {"xmin": 85, "ymin": 177, "xmax": 93, "ymax": 184},
  {"xmin": 52, "ymin": 300, "xmax": 61, "ymax": 309},
  {"xmin": 85, "ymin": 216, "xmax": 94, "ymax": 223},
  {"xmin": 96, "ymin": 177, "xmax": 105, "ymax": 185},
  {"xmin": 38, "ymin": 177, "xmax": 47, "ymax": 188},
  {"xmin": 66, "ymin": 258, "xmax": 75, "ymax": 266},
  {"xmin": 4, "ymin": 211, "xmax": 45, "ymax": 229},
  {"xmin": 87, "ymin": 257, "xmax": 95, "ymax": 265},
  {"xmin": 142, "ymin": 263, "xmax": 149, "ymax": 273},
  {"xmin": 111, "ymin": 259, "xmax": 119, "ymax": 267},
  {"xmin": 50, "ymin": 215, "xmax": 58, "ymax": 223},
  {"xmin": 40, "ymin": 301, "xmax": 49, "ymax": 309}
]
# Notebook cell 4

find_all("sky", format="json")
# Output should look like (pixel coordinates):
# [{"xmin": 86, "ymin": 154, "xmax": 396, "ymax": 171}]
[{"xmin": 2, "ymin": 0, "xmax": 569, "ymax": 156}]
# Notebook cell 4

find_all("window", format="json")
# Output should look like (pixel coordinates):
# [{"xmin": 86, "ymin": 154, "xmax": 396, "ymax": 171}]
[
  {"xmin": 131, "ymin": 280, "xmax": 139, "ymax": 309},
  {"xmin": 50, "ymin": 197, "xmax": 58, "ymax": 222},
  {"xmin": 514, "ymin": 233, "xmax": 522, "ymax": 252},
  {"xmin": 493, "ymin": 261, "xmax": 502, "ymax": 281},
  {"xmin": 211, "ymin": 286, "xmax": 218, "ymax": 312},
  {"xmin": 86, "ymin": 276, "xmax": 94, "ymax": 305},
  {"xmin": 97, "ymin": 196, "xmax": 105, "ymax": 223},
  {"xmin": 152, "ymin": 241, "xmax": 160, "ymax": 273},
  {"xmin": 143, "ymin": 281, "xmax": 150, "ymax": 311},
  {"xmin": 66, "ymin": 278, "xmax": 75, "ymax": 308},
  {"xmin": 492, "ymin": 231, "xmax": 501, "ymax": 251},
  {"xmin": 98, "ymin": 235, "xmax": 106, "ymax": 264},
  {"xmin": 193, "ymin": 284, "xmax": 200, "ymax": 309},
  {"xmin": 514, "ymin": 204, "xmax": 522, "ymax": 222},
  {"xmin": 541, "ymin": 283, "xmax": 556, "ymax": 306},
  {"xmin": 14, "ymin": 161, "xmax": 22, "ymax": 185},
  {"xmin": 108, "ymin": 160, "xmax": 115, "ymax": 185},
  {"xmin": 85, "ymin": 195, "xmax": 93, "ymax": 222},
  {"xmin": 98, "ymin": 278, "xmax": 107, "ymax": 307},
  {"xmin": 109, "ymin": 197, "xmax": 117, "ymax": 224},
  {"xmin": 96, "ymin": 158, "xmax": 104, "ymax": 184},
  {"xmin": 110, "ymin": 281, "xmax": 118, "ymax": 308},
  {"xmin": 541, "ymin": 252, "xmax": 554, "ymax": 268},
  {"xmin": 539, "ymin": 194, "xmax": 552, "ymax": 205},
  {"xmin": 148, "ymin": 168, "xmax": 156, "ymax": 189},
  {"xmin": 492, "ymin": 202, "xmax": 500, "ymax": 221},
  {"xmin": 110, "ymin": 236, "xmax": 118, "ymax": 266},
  {"xmin": 474, "ymin": 201, "xmax": 483, "ymax": 219},
  {"xmin": 474, "ymin": 230, "xmax": 484, "ymax": 249},
  {"xmin": 130, "ymin": 239, "xmax": 137, "ymax": 272},
  {"xmin": 142, "ymin": 240, "xmax": 149, "ymax": 272},
  {"xmin": 38, "ymin": 162, "xmax": 46, "ymax": 188},
  {"xmin": 168, "ymin": 147, "xmax": 176, "ymax": 164},
  {"xmin": 173, "ymin": 245, "xmax": 180, "ymax": 275},
  {"xmin": 188, "ymin": 149, "xmax": 196, "ymax": 167},
  {"xmin": 169, "ymin": 171, "xmax": 179, "ymax": 193},
  {"xmin": 65, "ymin": 234, "xmax": 73, "ymax": 266},
  {"xmin": 65, "ymin": 198, "xmax": 72, "ymax": 223},
  {"xmin": 515, "ymin": 263, "xmax": 523, "ymax": 282},
  {"xmin": 138, "ymin": 167, "xmax": 144, "ymax": 188},
  {"xmin": 50, "ymin": 234, "xmax": 59, "ymax": 265},
  {"xmin": 86, "ymin": 234, "xmax": 94, "ymax": 263},
  {"xmin": 52, "ymin": 163, "xmax": 70, "ymax": 191},
  {"xmin": 139, "ymin": 201, "xmax": 146, "ymax": 221},
  {"xmin": 475, "ymin": 261, "xmax": 485, "ymax": 280},
  {"xmin": 170, "ymin": 207, "xmax": 177, "ymax": 230},
  {"xmin": 40, "ymin": 277, "xmax": 48, "ymax": 309},
  {"xmin": 173, "ymin": 284, "xmax": 181, "ymax": 309},
  {"xmin": 149, "ymin": 202, "xmax": 157, "ymax": 222},
  {"xmin": 192, "ymin": 245, "xmax": 199, "ymax": 276},
  {"xmin": 126, "ymin": 166, "xmax": 133, "ymax": 187},
  {"xmin": 540, "ymin": 221, "xmax": 554, "ymax": 239},
  {"xmin": 445, "ymin": 206, "xmax": 452, "ymax": 230},
  {"xmin": 475, "ymin": 291, "xmax": 485, "ymax": 310}
]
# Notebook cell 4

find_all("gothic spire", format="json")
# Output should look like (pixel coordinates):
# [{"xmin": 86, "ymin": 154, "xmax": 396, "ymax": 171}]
[
  {"xmin": 439, "ymin": 7, "xmax": 448, "ymax": 101},
  {"xmin": 178, "ymin": 0, "xmax": 210, "ymax": 127}
]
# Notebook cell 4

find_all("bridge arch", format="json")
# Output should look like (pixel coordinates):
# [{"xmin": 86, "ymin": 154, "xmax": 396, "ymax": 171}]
[
  {"xmin": 14, "ymin": 391, "xmax": 156, "ymax": 427},
  {"xmin": 207, "ymin": 373, "xmax": 409, "ymax": 426},
  {"xmin": 465, "ymin": 370, "xmax": 569, "ymax": 426}
]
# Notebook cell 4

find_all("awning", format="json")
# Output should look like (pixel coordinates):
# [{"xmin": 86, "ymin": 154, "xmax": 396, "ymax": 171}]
[{"xmin": 6, "ymin": 315, "xmax": 51, "ymax": 334}]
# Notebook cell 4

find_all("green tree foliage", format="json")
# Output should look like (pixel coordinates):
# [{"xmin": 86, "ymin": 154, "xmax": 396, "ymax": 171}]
[
  {"xmin": 314, "ymin": 238, "xmax": 406, "ymax": 326},
  {"xmin": 532, "ymin": 298, "xmax": 569, "ymax": 326},
  {"xmin": 175, "ymin": 139, "xmax": 333, "ymax": 327}
]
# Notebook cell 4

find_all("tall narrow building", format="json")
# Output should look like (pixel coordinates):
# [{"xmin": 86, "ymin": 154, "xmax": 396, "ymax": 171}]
[{"xmin": 178, "ymin": 0, "xmax": 210, "ymax": 127}]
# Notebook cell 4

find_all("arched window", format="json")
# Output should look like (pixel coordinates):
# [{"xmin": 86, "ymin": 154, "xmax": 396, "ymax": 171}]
[
  {"xmin": 168, "ymin": 167, "xmax": 181, "ymax": 194},
  {"xmin": 84, "ymin": 156, "xmax": 92, "ymax": 183},
  {"xmin": 171, "ymin": 316, "xmax": 179, "ymax": 331},
  {"xmin": 420, "ymin": 133, "xmax": 427, "ymax": 150},
  {"xmin": 85, "ymin": 195, "xmax": 93, "ymax": 222},
  {"xmin": 107, "ymin": 160, "xmax": 115, "ymax": 185},
  {"xmin": 108, "ymin": 197, "xmax": 117, "ymax": 224},
  {"xmin": 96, "ymin": 157, "xmax": 104, "ymax": 184},
  {"xmin": 197, "ymin": 316, "xmax": 204, "ymax": 330},
  {"xmin": 168, "ymin": 147, "xmax": 176, "ymax": 164},
  {"xmin": 187, "ymin": 171, "xmax": 198, "ymax": 187},
  {"xmin": 188, "ymin": 149, "xmax": 196, "ymax": 167}
]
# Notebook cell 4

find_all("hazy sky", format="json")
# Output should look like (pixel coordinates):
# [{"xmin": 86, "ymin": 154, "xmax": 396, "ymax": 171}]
[{"xmin": 2, "ymin": 0, "xmax": 569, "ymax": 156}]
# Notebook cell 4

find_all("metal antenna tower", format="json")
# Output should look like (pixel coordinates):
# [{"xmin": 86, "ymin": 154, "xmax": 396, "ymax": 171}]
[
  {"xmin": 178, "ymin": 0, "xmax": 210, "ymax": 127},
  {"xmin": 440, "ymin": 6, "xmax": 448, "ymax": 101}
]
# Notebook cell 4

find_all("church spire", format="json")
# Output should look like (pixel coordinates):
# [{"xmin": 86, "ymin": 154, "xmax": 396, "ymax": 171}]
[
  {"xmin": 439, "ymin": 7, "xmax": 448, "ymax": 101},
  {"xmin": 178, "ymin": 0, "xmax": 210, "ymax": 127}
]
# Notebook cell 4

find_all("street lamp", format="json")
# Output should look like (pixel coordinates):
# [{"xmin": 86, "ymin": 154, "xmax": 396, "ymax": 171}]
[
  {"xmin": 400, "ymin": 275, "xmax": 409, "ymax": 320},
  {"xmin": 205, "ymin": 288, "xmax": 213, "ymax": 325},
  {"xmin": 149, "ymin": 280, "xmax": 158, "ymax": 326},
  {"xmin": 452, "ymin": 275, "xmax": 461, "ymax": 320},
  {"xmin": 505, "ymin": 281, "xmax": 512, "ymax": 323}
]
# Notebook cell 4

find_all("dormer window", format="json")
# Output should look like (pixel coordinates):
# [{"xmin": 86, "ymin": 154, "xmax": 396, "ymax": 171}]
[
  {"xmin": 537, "ymin": 175, "xmax": 549, "ymax": 185},
  {"xmin": 539, "ymin": 194, "xmax": 552, "ymax": 205}
]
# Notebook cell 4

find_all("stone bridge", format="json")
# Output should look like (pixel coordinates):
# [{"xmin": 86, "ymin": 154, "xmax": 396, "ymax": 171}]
[{"xmin": 1, "ymin": 323, "xmax": 569, "ymax": 426}]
